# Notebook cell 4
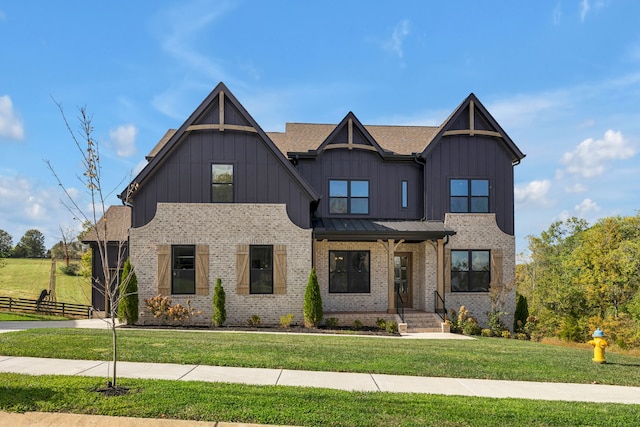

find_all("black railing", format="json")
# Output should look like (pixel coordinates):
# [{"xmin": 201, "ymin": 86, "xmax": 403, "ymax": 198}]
[
  {"xmin": 434, "ymin": 291, "xmax": 446, "ymax": 321},
  {"xmin": 0, "ymin": 296, "xmax": 93, "ymax": 318},
  {"xmin": 395, "ymin": 290, "xmax": 405, "ymax": 322}
]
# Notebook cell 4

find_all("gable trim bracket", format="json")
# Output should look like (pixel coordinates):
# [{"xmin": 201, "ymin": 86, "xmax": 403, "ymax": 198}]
[
  {"xmin": 441, "ymin": 100, "xmax": 502, "ymax": 138},
  {"xmin": 186, "ymin": 90, "xmax": 258, "ymax": 135}
]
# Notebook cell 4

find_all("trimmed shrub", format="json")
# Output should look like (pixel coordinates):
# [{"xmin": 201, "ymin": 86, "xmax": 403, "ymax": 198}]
[
  {"xmin": 513, "ymin": 294, "xmax": 529, "ymax": 332},
  {"xmin": 376, "ymin": 318, "xmax": 387, "ymax": 330},
  {"xmin": 325, "ymin": 317, "xmax": 339, "ymax": 328},
  {"xmin": 385, "ymin": 321, "xmax": 398, "ymax": 334},
  {"xmin": 303, "ymin": 267, "xmax": 323, "ymax": 327},
  {"xmin": 248, "ymin": 314, "xmax": 261, "ymax": 327},
  {"xmin": 481, "ymin": 329, "xmax": 492, "ymax": 337},
  {"xmin": 212, "ymin": 278, "xmax": 226, "ymax": 327},
  {"xmin": 351, "ymin": 319, "xmax": 364, "ymax": 330},
  {"xmin": 117, "ymin": 258, "xmax": 138, "ymax": 325},
  {"xmin": 280, "ymin": 314, "xmax": 294, "ymax": 328}
]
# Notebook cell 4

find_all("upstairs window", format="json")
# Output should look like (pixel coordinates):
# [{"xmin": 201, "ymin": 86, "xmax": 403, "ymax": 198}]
[
  {"xmin": 450, "ymin": 179, "xmax": 489, "ymax": 213},
  {"xmin": 401, "ymin": 180, "xmax": 408, "ymax": 209},
  {"xmin": 212, "ymin": 164, "xmax": 233, "ymax": 203},
  {"xmin": 451, "ymin": 250, "xmax": 490, "ymax": 292},
  {"xmin": 172, "ymin": 245, "xmax": 195, "ymax": 294},
  {"xmin": 329, "ymin": 180, "xmax": 369, "ymax": 214}
]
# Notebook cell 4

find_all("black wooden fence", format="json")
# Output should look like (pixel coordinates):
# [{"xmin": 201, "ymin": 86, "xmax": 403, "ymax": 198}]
[{"xmin": 0, "ymin": 296, "xmax": 93, "ymax": 319}]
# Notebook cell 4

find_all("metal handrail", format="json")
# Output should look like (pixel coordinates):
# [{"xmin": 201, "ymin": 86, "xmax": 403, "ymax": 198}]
[
  {"xmin": 434, "ymin": 291, "xmax": 446, "ymax": 321},
  {"xmin": 395, "ymin": 290, "xmax": 405, "ymax": 322}
]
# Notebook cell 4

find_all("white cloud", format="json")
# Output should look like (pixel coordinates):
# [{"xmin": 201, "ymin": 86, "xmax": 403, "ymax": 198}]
[
  {"xmin": 488, "ymin": 90, "xmax": 570, "ymax": 129},
  {"xmin": 561, "ymin": 130, "xmax": 635, "ymax": 178},
  {"xmin": 564, "ymin": 183, "xmax": 587, "ymax": 193},
  {"xmin": 383, "ymin": 20, "xmax": 410, "ymax": 59},
  {"xmin": 0, "ymin": 95, "xmax": 24, "ymax": 141},
  {"xmin": 574, "ymin": 198, "xmax": 600, "ymax": 216},
  {"xmin": 109, "ymin": 124, "xmax": 138, "ymax": 158},
  {"xmin": 580, "ymin": 0, "xmax": 591, "ymax": 22},
  {"xmin": 514, "ymin": 180, "xmax": 553, "ymax": 207}
]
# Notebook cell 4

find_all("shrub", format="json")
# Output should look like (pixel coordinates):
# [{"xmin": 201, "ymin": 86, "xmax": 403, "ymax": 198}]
[
  {"xmin": 385, "ymin": 320, "xmax": 398, "ymax": 334},
  {"xmin": 513, "ymin": 294, "xmax": 529, "ymax": 332},
  {"xmin": 303, "ymin": 268, "xmax": 323, "ymax": 328},
  {"xmin": 481, "ymin": 329, "xmax": 492, "ymax": 337},
  {"xmin": 145, "ymin": 295, "xmax": 200, "ymax": 325},
  {"xmin": 376, "ymin": 318, "xmax": 387, "ymax": 330},
  {"xmin": 448, "ymin": 309, "xmax": 461, "ymax": 334},
  {"xmin": 325, "ymin": 317, "xmax": 339, "ymax": 328},
  {"xmin": 351, "ymin": 319, "xmax": 364, "ymax": 330},
  {"xmin": 501, "ymin": 330, "xmax": 511, "ymax": 339},
  {"xmin": 462, "ymin": 317, "xmax": 481, "ymax": 336},
  {"xmin": 117, "ymin": 258, "xmax": 138, "ymax": 325},
  {"xmin": 280, "ymin": 314, "xmax": 294, "ymax": 328},
  {"xmin": 59, "ymin": 263, "xmax": 80, "ymax": 276},
  {"xmin": 212, "ymin": 278, "xmax": 226, "ymax": 327},
  {"xmin": 487, "ymin": 310, "xmax": 508, "ymax": 336},
  {"xmin": 516, "ymin": 333, "xmax": 529, "ymax": 340},
  {"xmin": 248, "ymin": 314, "xmax": 261, "ymax": 327}
]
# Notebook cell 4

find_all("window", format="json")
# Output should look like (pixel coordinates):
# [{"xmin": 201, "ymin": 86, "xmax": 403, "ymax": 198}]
[
  {"xmin": 329, "ymin": 251, "xmax": 370, "ymax": 293},
  {"xmin": 172, "ymin": 245, "xmax": 195, "ymax": 294},
  {"xmin": 450, "ymin": 179, "xmax": 489, "ymax": 213},
  {"xmin": 250, "ymin": 245, "xmax": 273, "ymax": 294},
  {"xmin": 212, "ymin": 164, "xmax": 233, "ymax": 202},
  {"xmin": 401, "ymin": 180, "xmax": 408, "ymax": 209},
  {"xmin": 329, "ymin": 180, "xmax": 369, "ymax": 214},
  {"xmin": 451, "ymin": 250, "xmax": 490, "ymax": 292}
]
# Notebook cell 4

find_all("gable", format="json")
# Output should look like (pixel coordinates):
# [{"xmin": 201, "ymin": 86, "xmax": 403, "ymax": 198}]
[{"xmin": 423, "ymin": 94, "xmax": 525, "ymax": 163}]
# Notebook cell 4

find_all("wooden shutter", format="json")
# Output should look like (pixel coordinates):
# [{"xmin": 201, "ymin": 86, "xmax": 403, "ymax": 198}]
[
  {"xmin": 444, "ymin": 248, "xmax": 451, "ymax": 293},
  {"xmin": 490, "ymin": 248, "xmax": 503, "ymax": 287},
  {"xmin": 157, "ymin": 245, "xmax": 171, "ymax": 296},
  {"xmin": 236, "ymin": 244, "xmax": 249, "ymax": 295},
  {"xmin": 273, "ymin": 245, "xmax": 287, "ymax": 294},
  {"xmin": 195, "ymin": 245, "xmax": 209, "ymax": 295}
]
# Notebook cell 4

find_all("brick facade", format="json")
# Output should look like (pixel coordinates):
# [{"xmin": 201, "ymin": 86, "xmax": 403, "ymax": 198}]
[{"xmin": 130, "ymin": 203, "xmax": 312, "ymax": 326}]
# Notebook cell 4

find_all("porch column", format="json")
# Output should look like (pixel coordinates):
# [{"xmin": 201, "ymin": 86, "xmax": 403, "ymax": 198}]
[
  {"xmin": 378, "ymin": 238, "xmax": 404, "ymax": 314},
  {"xmin": 436, "ymin": 238, "xmax": 445, "ymax": 313}
]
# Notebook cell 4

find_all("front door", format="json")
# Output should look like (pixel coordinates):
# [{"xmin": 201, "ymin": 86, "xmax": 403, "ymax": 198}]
[{"xmin": 394, "ymin": 253, "xmax": 412, "ymax": 308}]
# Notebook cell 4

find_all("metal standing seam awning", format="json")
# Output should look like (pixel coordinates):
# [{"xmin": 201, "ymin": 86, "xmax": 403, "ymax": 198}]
[{"xmin": 312, "ymin": 218, "xmax": 456, "ymax": 242}]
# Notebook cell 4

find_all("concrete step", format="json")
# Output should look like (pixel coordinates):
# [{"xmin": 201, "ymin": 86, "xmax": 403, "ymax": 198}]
[{"xmin": 401, "ymin": 312, "xmax": 449, "ymax": 333}]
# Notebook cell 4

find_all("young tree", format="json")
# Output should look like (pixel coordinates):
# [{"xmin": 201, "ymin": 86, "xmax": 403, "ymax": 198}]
[
  {"xmin": 117, "ymin": 258, "xmax": 139, "ymax": 325},
  {"xmin": 212, "ymin": 278, "xmax": 226, "ymax": 326},
  {"xmin": 46, "ymin": 103, "xmax": 135, "ymax": 392},
  {"xmin": 303, "ymin": 267, "xmax": 323, "ymax": 327}
]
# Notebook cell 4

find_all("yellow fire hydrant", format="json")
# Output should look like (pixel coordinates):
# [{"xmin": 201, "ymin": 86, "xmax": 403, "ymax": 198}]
[{"xmin": 588, "ymin": 328, "xmax": 608, "ymax": 364}]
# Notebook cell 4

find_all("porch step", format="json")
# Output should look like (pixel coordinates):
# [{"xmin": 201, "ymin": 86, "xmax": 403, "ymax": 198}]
[{"xmin": 402, "ymin": 311, "xmax": 448, "ymax": 333}]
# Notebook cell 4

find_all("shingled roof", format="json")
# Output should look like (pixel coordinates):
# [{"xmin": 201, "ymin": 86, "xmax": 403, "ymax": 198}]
[{"xmin": 81, "ymin": 206, "xmax": 131, "ymax": 243}]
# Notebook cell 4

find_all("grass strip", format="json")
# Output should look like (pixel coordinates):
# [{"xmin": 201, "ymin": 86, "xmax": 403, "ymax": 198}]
[
  {"xmin": 1, "ymin": 373, "xmax": 639, "ymax": 427},
  {"xmin": 1, "ymin": 328, "xmax": 639, "ymax": 386}
]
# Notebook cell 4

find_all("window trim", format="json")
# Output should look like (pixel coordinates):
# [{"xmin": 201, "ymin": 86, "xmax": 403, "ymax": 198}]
[
  {"xmin": 211, "ymin": 163, "xmax": 234, "ymax": 203},
  {"xmin": 329, "ymin": 179, "xmax": 370, "ymax": 215},
  {"xmin": 171, "ymin": 245, "xmax": 196, "ymax": 295},
  {"xmin": 450, "ymin": 178, "xmax": 489, "ymax": 213},
  {"xmin": 450, "ymin": 249, "xmax": 491, "ymax": 293},
  {"xmin": 329, "ymin": 250, "xmax": 371, "ymax": 293},
  {"xmin": 250, "ymin": 245, "xmax": 274, "ymax": 294}
]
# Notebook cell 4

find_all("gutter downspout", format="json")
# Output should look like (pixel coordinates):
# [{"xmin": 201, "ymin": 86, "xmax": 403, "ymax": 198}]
[{"xmin": 413, "ymin": 153, "xmax": 427, "ymax": 221}]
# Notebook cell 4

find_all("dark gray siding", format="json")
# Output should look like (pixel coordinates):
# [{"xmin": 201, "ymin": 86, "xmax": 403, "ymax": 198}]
[
  {"xmin": 132, "ymin": 130, "xmax": 313, "ymax": 229},
  {"xmin": 296, "ymin": 149, "xmax": 423, "ymax": 220},
  {"xmin": 424, "ymin": 135, "xmax": 515, "ymax": 235}
]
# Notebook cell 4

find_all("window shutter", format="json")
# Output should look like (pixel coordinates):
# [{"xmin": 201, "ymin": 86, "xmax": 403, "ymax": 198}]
[
  {"xmin": 490, "ymin": 248, "xmax": 503, "ymax": 287},
  {"xmin": 195, "ymin": 245, "xmax": 209, "ymax": 295},
  {"xmin": 274, "ymin": 244, "xmax": 287, "ymax": 294},
  {"xmin": 444, "ymin": 248, "xmax": 451, "ymax": 293},
  {"xmin": 236, "ymin": 244, "xmax": 249, "ymax": 295},
  {"xmin": 157, "ymin": 244, "xmax": 170, "ymax": 295}
]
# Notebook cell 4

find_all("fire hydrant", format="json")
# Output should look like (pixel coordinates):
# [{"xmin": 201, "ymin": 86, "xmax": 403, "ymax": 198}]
[{"xmin": 588, "ymin": 328, "xmax": 608, "ymax": 364}]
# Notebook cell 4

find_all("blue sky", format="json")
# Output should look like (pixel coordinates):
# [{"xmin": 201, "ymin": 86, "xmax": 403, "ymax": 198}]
[{"xmin": 0, "ymin": 0, "xmax": 638, "ymax": 256}]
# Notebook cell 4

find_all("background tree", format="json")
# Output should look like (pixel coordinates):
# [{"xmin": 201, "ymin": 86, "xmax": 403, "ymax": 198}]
[
  {"xmin": 50, "ymin": 226, "xmax": 83, "ymax": 267},
  {"xmin": 0, "ymin": 229, "xmax": 12, "ymax": 259},
  {"xmin": 14, "ymin": 229, "xmax": 46, "ymax": 258},
  {"xmin": 117, "ymin": 258, "xmax": 138, "ymax": 325},
  {"xmin": 303, "ymin": 267, "xmax": 323, "ymax": 327}
]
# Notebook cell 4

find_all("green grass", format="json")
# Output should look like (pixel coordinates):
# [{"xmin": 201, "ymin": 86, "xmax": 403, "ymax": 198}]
[
  {"xmin": 1, "ymin": 328, "xmax": 640, "ymax": 386},
  {"xmin": 0, "ymin": 311, "xmax": 69, "ymax": 321},
  {"xmin": 1, "ymin": 373, "xmax": 638, "ymax": 426},
  {"xmin": 0, "ymin": 258, "xmax": 91, "ymax": 305}
]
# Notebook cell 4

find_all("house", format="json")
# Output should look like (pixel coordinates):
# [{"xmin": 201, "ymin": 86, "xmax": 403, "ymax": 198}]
[{"xmin": 109, "ymin": 82, "xmax": 524, "ymax": 330}]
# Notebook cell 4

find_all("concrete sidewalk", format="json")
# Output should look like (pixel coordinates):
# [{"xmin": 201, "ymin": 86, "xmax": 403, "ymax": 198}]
[{"xmin": 1, "ymin": 354, "xmax": 639, "ymax": 404}]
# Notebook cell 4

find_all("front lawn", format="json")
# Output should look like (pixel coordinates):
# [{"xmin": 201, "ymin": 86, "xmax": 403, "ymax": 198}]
[
  {"xmin": 1, "ymin": 328, "xmax": 639, "ymax": 386},
  {"xmin": 1, "ymin": 373, "xmax": 638, "ymax": 427}
]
